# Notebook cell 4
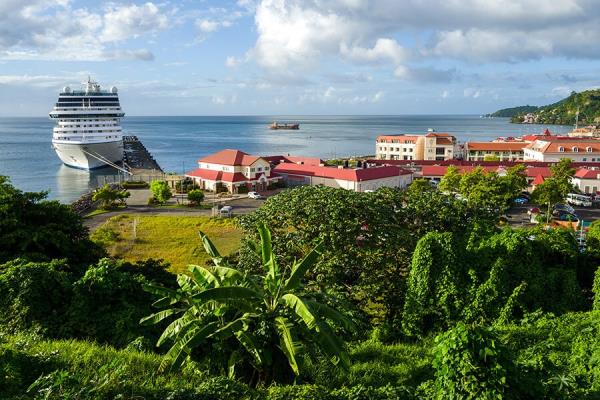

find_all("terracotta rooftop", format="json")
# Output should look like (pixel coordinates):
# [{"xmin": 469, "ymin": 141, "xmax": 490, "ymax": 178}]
[
  {"xmin": 575, "ymin": 169, "xmax": 600, "ymax": 179},
  {"xmin": 262, "ymin": 155, "xmax": 325, "ymax": 166},
  {"xmin": 273, "ymin": 163, "xmax": 412, "ymax": 182},
  {"xmin": 198, "ymin": 149, "xmax": 261, "ymax": 166},
  {"xmin": 525, "ymin": 140, "xmax": 600, "ymax": 153},
  {"xmin": 185, "ymin": 168, "xmax": 273, "ymax": 183},
  {"xmin": 466, "ymin": 142, "xmax": 528, "ymax": 151}
]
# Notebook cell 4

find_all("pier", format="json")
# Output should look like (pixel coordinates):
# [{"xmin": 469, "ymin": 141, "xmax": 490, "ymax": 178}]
[{"xmin": 123, "ymin": 136, "xmax": 163, "ymax": 174}]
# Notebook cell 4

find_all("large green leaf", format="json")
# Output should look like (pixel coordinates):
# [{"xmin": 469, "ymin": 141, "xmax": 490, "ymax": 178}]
[
  {"xmin": 283, "ymin": 241, "xmax": 324, "ymax": 291},
  {"xmin": 143, "ymin": 284, "xmax": 178, "ymax": 298},
  {"xmin": 156, "ymin": 309, "xmax": 199, "ymax": 347},
  {"xmin": 161, "ymin": 321, "xmax": 220, "ymax": 371},
  {"xmin": 189, "ymin": 265, "xmax": 219, "ymax": 287},
  {"xmin": 177, "ymin": 274, "xmax": 195, "ymax": 292},
  {"xmin": 199, "ymin": 230, "xmax": 222, "ymax": 260},
  {"xmin": 257, "ymin": 223, "xmax": 280, "ymax": 291},
  {"xmin": 304, "ymin": 299, "xmax": 356, "ymax": 332},
  {"xmin": 313, "ymin": 320, "xmax": 351, "ymax": 370},
  {"xmin": 139, "ymin": 309, "xmax": 177, "ymax": 326},
  {"xmin": 191, "ymin": 286, "xmax": 260, "ymax": 303},
  {"xmin": 235, "ymin": 331, "xmax": 263, "ymax": 366},
  {"xmin": 281, "ymin": 293, "xmax": 317, "ymax": 330},
  {"xmin": 275, "ymin": 316, "xmax": 300, "ymax": 375}
]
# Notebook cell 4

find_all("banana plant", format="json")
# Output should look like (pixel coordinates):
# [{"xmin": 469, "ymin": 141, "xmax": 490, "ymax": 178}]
[{"xmin": 140, "ymin": 222, "xmax": 354, "ymax": 384}]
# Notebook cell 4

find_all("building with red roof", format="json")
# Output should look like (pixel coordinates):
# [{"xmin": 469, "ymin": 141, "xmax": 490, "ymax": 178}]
[
  {"xmin": 273, "ymin": 162, "xmax": 413, "ymax": 192},
  {"xmin": 572, "ymin": 168, "xmax": 600, "ymax": 194},
  {"xmin": 186, "ymin": 149, "xmax": 281, "ymax": 193},
  {"xmin": 376, "ymin": 132, "xmax": 457, "ymax": 161},
  {"xmin": 524, "ymin": 139, "xmax": 600, "ymax": 162},
  {"xmin": 464, "ymin": 142, "xmax": 528, "ymax": 161}
]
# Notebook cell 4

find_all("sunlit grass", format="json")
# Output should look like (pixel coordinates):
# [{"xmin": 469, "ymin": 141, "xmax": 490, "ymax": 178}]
[{"xmin": 91, "ymin": 214, "xmax": 243, "ymax": 274}]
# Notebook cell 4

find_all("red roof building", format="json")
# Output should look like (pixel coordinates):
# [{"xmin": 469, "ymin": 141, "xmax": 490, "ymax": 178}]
[
  {"xmin": 186, "ymin": 149, "xmax": 281, "ymax": 193},
  {"xmin": 572, "ymin": 168, "xmax": 600, "ymax": 194},
  {"xmin": 465, "ymin": 142, "xmax": 528, "ymax": 162},
  {"xmin": 273, "ymin": 162, "xmax": 413, "ymax": 192}
]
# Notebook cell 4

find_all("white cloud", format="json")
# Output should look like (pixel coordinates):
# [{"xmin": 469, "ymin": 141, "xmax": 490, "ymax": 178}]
[
  {"xmin": 248, "ymin": 0, "xmax": 600, "ymax": 79},
  {"xmin": 463, "ymin": 87, "xmax": 481, "ymax": 98},
  {"xmin": 196, "ymin": 19, "xmax": 232, "ymax": 33},
  {"xmin": 101, "ymin": 3, "xmax": 169, "ymax": 42},
  {"xmin": 441, "ymin": 90, "xmax": 450, "ymax": 99},
  {"xmin": 226, "ymin": 56, "xmax": 240, "ymax": 67},
  {"xmin": 340, "ymin": 38, "xmax": 408, "ymax": 65},
  {"xmin": 0, "ymin": 1, "xmax": 170, "ymax": 61}
]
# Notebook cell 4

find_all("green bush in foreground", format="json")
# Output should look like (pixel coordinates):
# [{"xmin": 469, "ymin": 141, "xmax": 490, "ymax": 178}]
[
  {"xmin": 150, "ymin": 180, "xmax": 172, "ymax": 204},
  {"xmin": 142, "ymin": 223, "xmax": 354, "ymax": 385}
]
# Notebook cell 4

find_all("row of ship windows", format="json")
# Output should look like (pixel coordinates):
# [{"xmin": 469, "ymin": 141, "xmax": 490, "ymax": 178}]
[
  {"xmin": 58, "ymin": 124, "xmax": 119, "ymax": 128},
  {"xmin": 58, "ymin": 119, "xmax": 118, "ymax": 122},
  {"xmin": 55, "ymin": 136, "xmax": 119, "ymax": 140},
  {"xmin": 56, "ymin": 103, "xmax": 120, "ymax": 107},
  {"xmin": 55, "ymin": 130, "xmax": 121, "ymax": 134}
]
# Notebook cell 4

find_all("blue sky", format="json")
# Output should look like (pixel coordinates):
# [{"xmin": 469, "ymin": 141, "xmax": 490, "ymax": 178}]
[{"xmin": 1, "ymin": 0, "xmax": 599, "ymax": 116}]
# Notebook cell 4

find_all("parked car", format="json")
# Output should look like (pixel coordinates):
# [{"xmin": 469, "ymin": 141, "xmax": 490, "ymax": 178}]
[
  {"xmin": 248, "ymin": 191, "xmax": 263, "ymax": 199},
  {"xmin": 219, "ymin": 205, "xmax": 233, "ymax": 217},
  {"xmin": 555, "ymin": 212, "xmax": 579, "ymax": 222},
  {"xmin": 514, "ymin": 196, "xmax": 529, "ymax": 205},
  {"xmin": 553, "ymin": 203, "xmax": 576, "ymax": 214},
  {"xmin": 566, "ymin": 193, "xmax": 593, "ymax": 207}
]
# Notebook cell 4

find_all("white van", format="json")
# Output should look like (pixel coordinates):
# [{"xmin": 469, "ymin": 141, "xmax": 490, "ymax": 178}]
[{"xmin": 566, "ymin": 193, "xmax": 593, "ymax": 207}]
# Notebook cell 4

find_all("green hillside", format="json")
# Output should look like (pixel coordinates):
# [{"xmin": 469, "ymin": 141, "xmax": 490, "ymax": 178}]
[
  {"xmin": 492, "ymin": 89, "xmax": 600, "ymax": 125},
  {"xmin": 488, "ymin": 105, "xmax": 539, "ymax": 118}
]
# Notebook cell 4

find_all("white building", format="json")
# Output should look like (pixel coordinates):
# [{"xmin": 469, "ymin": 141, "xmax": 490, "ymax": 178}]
[
  {"xmin": 376, "ymin": 132, "xmax": 457, "ymax": 161},
  {"xmin": 524, "ymin": 139, "xmax": 600, "ymax": 162},
  {"xmin": 572, "ymin": 168, "xmax": 600, "ymax": 194}
]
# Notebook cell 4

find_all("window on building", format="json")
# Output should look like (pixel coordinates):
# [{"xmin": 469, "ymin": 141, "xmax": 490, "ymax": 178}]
[
  {"xmin": 559, "ymin": 147, "xmax": 565, "ymax": 152},
  {"xmin": 587, "ymin": 147, "xmax": 593, "ymax": 152},
  {"xmin": 258, "ymin": 167, "xmax": 263, "ymax": 172},
  {"xmin": 435, "ymin": 147, "xmax": 445, "ymax": 155},
  {"xmin": 250, "ymin": 168, "xmax": 255, "ymax": 172},
  {"xmin": 572, "ymin": 147, "xmax": 579, "ymax": 152}
]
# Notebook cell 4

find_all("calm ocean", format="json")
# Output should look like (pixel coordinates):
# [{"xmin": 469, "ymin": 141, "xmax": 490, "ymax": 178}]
[{"xmin": 0, "ymin": 115, "xmax": 572, "ymax": 203}]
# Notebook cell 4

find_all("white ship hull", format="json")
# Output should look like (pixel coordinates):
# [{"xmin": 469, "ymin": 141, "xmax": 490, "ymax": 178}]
[{"xmin": 52, "ymin": 140, "xmax": 123, "ymax": 170}]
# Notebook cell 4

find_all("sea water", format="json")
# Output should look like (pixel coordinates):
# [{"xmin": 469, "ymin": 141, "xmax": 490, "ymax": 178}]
[{"xmin": 0, "ymin": 115, "xmax": 572, "ymax": 202}]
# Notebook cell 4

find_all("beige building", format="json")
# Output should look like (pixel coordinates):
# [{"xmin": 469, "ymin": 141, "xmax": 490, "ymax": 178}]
[
  {"xmin": 464, "ymin": 142, "xmax": 527, "ymax": 161},
  {"xmin": 523, "ymin": 139, "xmax": 600, "ymax": 162},
  {"xmin": 376, "ymin": 132, "xmax": 457, "ymax": 161}
]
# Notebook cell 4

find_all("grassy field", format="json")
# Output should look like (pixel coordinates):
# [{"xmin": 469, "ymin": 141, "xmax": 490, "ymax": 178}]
[{"xmin": 91, "ymin": 214, "xmax": 243, "ymax": 274}]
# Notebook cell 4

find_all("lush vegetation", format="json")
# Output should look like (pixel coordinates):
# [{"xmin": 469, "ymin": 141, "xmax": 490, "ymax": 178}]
[
  {"xmin": 2, "ymin": 175, "xmax": 600, "ymax": 398},
  {"xmin": 150, "ymin": 180, "xmax": 173, "ymax": 204},
  {"xmin": 92, "ymin": 184, "xmax": 130, "ymax": 210},
  {"xmin": 91, "ymin": 215, "xmax": 242, "ymax": 274},
  {"xmin": 498, "ymin": 89, "xmax": 600, "ymax": 125},
  {"xmin": 488, "ymin": 105, "xmax": 539, "ymax": 118},
  {"xmin": 187, "ymin": 188, "xmax": 205, "ymax": 205}
]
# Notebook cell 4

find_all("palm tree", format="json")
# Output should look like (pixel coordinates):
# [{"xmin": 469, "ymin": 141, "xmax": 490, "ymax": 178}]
[{"xmin": 140, "ymin": 223, "xmax": 354, "ymax": 385}]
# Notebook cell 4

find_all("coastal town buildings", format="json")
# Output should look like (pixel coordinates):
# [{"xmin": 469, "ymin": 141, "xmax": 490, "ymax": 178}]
[
  {"xmin": 186, "ymin": 149, "xmax": 413, "ymax": 193},
  {"xmin": 524, "ymin": 139, "xmax": 600, "ymax": 162},
  {"xmin": 272, "ymin": 162, "xmax": 413, "ymax": 192},
  {"xmin": 464, "ymin": 142, "xmax": 527, "ymax": 161},
  {"xmin": 375, "ymin": 132, "xmax": 457, "ymax": 161},
  {"xmin": 185, "ymin": 149, "xmax": 281, "ymax": 193}
]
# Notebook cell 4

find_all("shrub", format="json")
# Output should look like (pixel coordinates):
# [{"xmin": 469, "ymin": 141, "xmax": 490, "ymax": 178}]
[
  {"xmin": 0, "ymin": 176, "xmax": 103, "ymax": 266},
  {"xmin": 432, "ymin": 323, "xmax": 513, "ymax": 400},
  {"xmin": 122, "ymin": 181, "xmax": 149, "ymax": 189},
  {"xmin": 187, "ymin": 189, "xmax": 204, "ymax": 205},
  {"xmin": 150, "ymin": 181, "xmax": 172, "ymax": 204},
  {"xmin": 92, "ymin": 184, "xmax": 130, "ymax": 210},
  {"xmin": 593, "ymin": 267, "xmax": 600, "ymax": 311},
  {"xmin": 0, "ymin": 259, "xmax": 72, "ymax": 335}
]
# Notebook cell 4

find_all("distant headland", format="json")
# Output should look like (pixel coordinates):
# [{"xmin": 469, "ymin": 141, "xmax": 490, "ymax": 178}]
[{"xmin": 488, "ymin": 89, "xmax": 600, "ymax": 125}]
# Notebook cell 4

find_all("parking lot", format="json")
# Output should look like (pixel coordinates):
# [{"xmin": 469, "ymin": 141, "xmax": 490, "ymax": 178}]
[{"xmin": 506, "ymin": 204, "xmax": 600, "ymax": 227}]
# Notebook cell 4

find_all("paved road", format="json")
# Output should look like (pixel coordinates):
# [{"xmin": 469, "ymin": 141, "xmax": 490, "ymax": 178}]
[{"xmin": 84, "ymin": 196, "xmax": 267, "ymax": 231}]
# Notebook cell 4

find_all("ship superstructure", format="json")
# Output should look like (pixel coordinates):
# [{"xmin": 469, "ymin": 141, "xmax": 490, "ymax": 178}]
[{"xmin": 49, "ymin": 77, "xmax": 124, "ymax": 169}]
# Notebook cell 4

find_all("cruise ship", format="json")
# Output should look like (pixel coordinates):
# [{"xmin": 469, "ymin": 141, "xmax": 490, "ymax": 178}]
[{"xmin": 49, "ymin": 77, "xmax": 124, "ymax": 169}]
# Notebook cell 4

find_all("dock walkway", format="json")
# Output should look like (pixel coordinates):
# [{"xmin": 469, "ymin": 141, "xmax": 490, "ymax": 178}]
[{"xmin": 123, "ymin": 136, "xmax": 163, "ymax": 174}]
